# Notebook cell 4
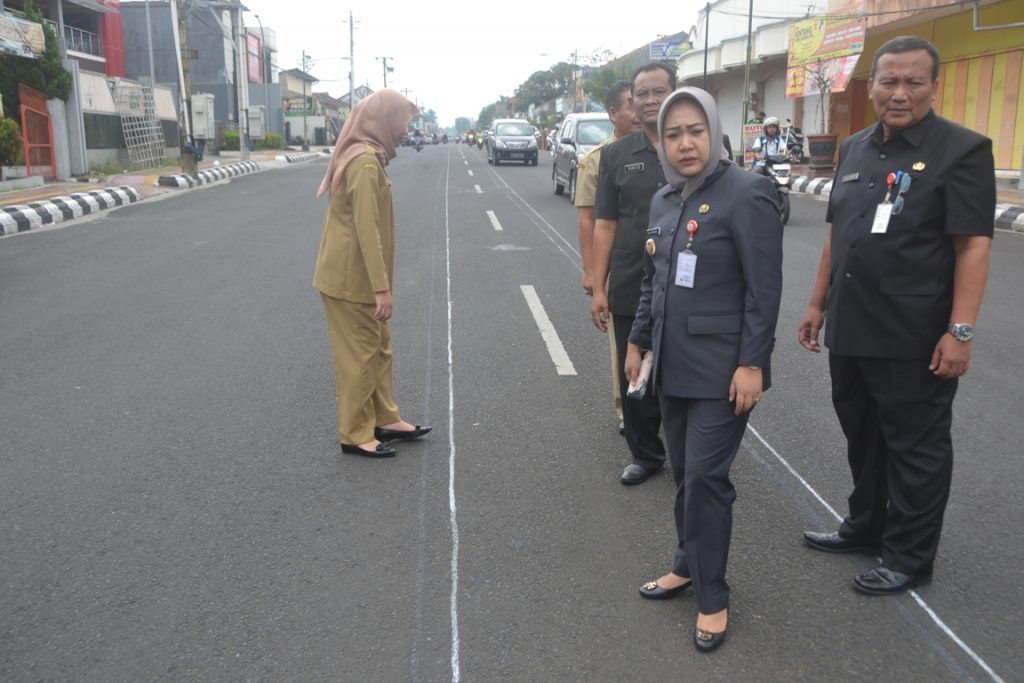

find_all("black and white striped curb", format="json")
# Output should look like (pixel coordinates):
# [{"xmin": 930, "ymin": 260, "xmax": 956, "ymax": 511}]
[
  {"xmin": 276, "ymin": 152, "xmax": 323, "ymax": 163},
  {"xmin": 792, "ymin": 175, "xmax": 1024, "ymax": 233},
  {"xmin": 1, "ymin": 186, "xmax": 140, "ymax": 235},
  {"xmin": 157, "ymin": 161, "xmax": 260, "ymax": 188},
  {"xmin": 792, "ymin": 176, "xmax": 834, "ymax": 196}
]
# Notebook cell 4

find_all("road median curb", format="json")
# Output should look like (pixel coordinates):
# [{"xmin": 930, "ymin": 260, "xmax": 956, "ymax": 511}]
[
  {"xmin": 276, "ymin": 152, "xmax": 324, "ymax": 163},
  {"xmin": 157, "ymin": 161, "xmax": 260, "ymax": 188},
  {"xmin": 1, "ymin": 186, "xmax": 141, "ymax": 236}
]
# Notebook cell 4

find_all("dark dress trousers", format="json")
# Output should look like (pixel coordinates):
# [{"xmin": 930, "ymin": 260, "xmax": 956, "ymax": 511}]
[
  {"xmin": 824, "ymin": 111, "xmax": 995, "ymax": 575},
  {"xmin": 631, "ymin": 162, "xmax": 783, "ymax": 612},
  {"xmin": 596, "ymin": 131, "xmax": 668, "ymax": 470}
]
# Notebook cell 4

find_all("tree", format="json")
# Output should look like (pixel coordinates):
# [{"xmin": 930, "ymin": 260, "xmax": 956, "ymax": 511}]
[
  {"xmin": 0, "ymin": 0, "xmax": 72, "ymax": 117},
  {"xmin": 477, "ymin": 103, "xmax": 496, "ymax": 131},
  {"xmin": 804, "ymin": 60, "xmax": 835, "ymax": 134},
  {"xmin": 454, "ymin": 117, "xmax": 472, "ymax": 134},
  {"xmin": 582, "ymin": 61, "xmax": 633, "ymax": 104}
]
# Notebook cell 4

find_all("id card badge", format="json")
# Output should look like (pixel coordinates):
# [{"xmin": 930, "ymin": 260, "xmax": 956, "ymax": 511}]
[
  {"xmin": 675, "ymin": 250, "xmax": 697, "ymax": 288},
  {"xmin": 871, "ymin": 203, "xmax": 893, "ymax": 234}
]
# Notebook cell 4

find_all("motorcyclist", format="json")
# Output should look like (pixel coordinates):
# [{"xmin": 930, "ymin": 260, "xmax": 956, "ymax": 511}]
[{"xmin": 752, "ymin": 116, "xmax": 785, "ymax": 175}]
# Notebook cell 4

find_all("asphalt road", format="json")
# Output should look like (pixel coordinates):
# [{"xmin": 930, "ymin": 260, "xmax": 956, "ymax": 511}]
[{"xmin": 1, "ymin": 144, "xmax": 1021, "ymax": 682}]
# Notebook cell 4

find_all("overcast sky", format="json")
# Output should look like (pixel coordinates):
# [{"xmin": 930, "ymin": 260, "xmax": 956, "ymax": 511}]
[{"xmin": 240, "ymin": 1, "xmax": 707, "ymax": 126}]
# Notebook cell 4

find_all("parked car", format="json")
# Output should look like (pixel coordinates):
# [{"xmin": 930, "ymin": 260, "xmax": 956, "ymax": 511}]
[
  {"xmin": 552, "ymin": 113, "xmax": 614, "ymax": 201},
  {"xmin": 486, "ymin": 118, "xmax": 539, "ymax": 166}
]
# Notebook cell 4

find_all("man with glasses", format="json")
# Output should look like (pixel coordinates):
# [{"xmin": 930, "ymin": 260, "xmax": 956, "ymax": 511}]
[
  {"xmin": 590, "ymin": 62, "xmax": 675, "ymax": 485},
  {"xmin": 797, "ymin": 36, "xmax": 995, "ymax": 595}
]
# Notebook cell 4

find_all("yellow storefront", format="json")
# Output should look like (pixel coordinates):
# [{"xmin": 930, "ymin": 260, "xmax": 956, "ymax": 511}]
[{"xmin": 831, "ymin": 0, "xmax": 1024, "ymax": 170}]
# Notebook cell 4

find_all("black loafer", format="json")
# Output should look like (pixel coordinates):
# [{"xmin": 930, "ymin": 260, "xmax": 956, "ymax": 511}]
[
  {"xmin": 341, "ymin": 442, "xmax": 397, "ymax": 458},
  {"xmin": 374, "ymin": 425, "xmax": 432, "ymax": 442},
  {"xmin": 803, "ymin": 531, "xmax": 880, "ymax": 554},
  {"xmin": 621, "ymin": 463, "xmax": 661, "ymax": 485},
  {"xmin": 853, "ymin": 566, "xmax": 932, "ymax": 596},
  {"xmin": 639, "ymin": 579, "xmax": 691, "ymax": 600},
  {"xmin": 694, "ymin": 627, "xmax": 727, "ymax": 653}
]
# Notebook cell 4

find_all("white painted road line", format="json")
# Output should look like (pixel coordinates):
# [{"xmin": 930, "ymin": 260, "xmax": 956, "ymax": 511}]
[
  {"xmin": 485, "ymin": 210, "xmax": 503, "ymax": 231},
  {"xmin": 520, "ymin": 285, "xmax": 577, "ymax": 376},
  {"xmin": 467, "ymin": 170, "xmax": 474, "ymax": 177},
  {"xmin": 745, "ymin": 425, "xmax": 1007, "ymax": 683},
  {"xmin": 474, "ymin": 185, "xmax": 482, "ymax": 194}
]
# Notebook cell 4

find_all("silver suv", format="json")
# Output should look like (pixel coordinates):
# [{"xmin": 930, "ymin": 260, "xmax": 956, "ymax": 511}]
[
  {"xmin": 486, "ymin": 118, "xmax": 539, "ymax": 166},
  {"xmin": 552, "ymin": 113, "xmax": 614, "ymax": 202}
]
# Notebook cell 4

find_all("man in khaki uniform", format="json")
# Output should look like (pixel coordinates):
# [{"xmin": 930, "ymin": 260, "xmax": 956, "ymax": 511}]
[
  {"xmin": 575, "ymin": 80, "xmax": 640, "ymax": 429},
  {"xmin": 314, "ymin": 90, "xmax": 431, "ymax": 458}
]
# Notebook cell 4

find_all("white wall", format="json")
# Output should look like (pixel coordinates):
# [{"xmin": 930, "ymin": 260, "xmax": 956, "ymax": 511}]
[
  {"xmin": 78, "ymin": 71, "xmax": 117, "ymax": 114},
  {"xmin": 713, "ymin": 78, "xmax": 746, "ymax": 157},
  {"xmin": 762, "ymin": 69, "xmax": 791, "ymax": 123},
  {"xmin": 694, "ymin": 0, "xmax": 829, "ymax": 46}
]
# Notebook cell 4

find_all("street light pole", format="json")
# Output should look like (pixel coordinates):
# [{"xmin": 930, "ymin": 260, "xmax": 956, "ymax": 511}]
[
  {"xmin": 302, "ymin": 49, "xmax": 309, "ymax": 151},
  {"xmin": 254, "ymin": 14, "xmax": 267, "ymax": 139},
  {"xmin": 703, "ymin": 2, "xmax": 710, "ymax": 90}
]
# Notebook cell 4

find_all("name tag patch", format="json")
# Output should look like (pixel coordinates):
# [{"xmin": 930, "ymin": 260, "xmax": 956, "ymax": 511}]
[
  {"xmin": 841, "ymin": 172, "xmax": 860, "ymax": 183},
  {"xmin": 624, "ymin": 162, "xmax": 645, "ymax": 173}
]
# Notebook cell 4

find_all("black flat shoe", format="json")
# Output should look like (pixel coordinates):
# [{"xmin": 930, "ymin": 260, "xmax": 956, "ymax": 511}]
[
  {"xmin": 374, "ymin": 425, "xmax": 432, "ymax": 442},
  {"xmin": 639, "ymin": 579, "xmax": 692, "ymax": 600},
  {"xmin": 341, "ymin": 442, "xmax": 397, "ymax": 458},
  {"xmin": 694, "ymin": 627, "xmax": 727, "ymax": 653},
  {"xmin": 853, "ymin": 566, "xmax": 932, "ymax": 596},
  {"xmin": 803, "ymin": 530, "xmax": 880, "ymax": 555}
]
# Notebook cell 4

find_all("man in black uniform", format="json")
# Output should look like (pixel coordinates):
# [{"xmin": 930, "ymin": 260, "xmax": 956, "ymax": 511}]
[
  {"xmin": 591, "ymin": 62, "xmax": 675, "ymax": 485},
  {"xmin": 798, "ymin": 36, "xmax": 994, "ymax": 595}
]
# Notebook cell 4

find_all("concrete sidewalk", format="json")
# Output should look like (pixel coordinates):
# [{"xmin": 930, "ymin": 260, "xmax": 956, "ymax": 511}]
[{"xmin": 0, "ymin": 148, "xmax": 330, "ymax": 236}]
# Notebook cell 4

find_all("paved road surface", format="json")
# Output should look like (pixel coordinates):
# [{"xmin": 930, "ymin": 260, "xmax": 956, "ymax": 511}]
[{"xmin": 1, "ymin": 144, "xmax": 1021, "ymax": 682}]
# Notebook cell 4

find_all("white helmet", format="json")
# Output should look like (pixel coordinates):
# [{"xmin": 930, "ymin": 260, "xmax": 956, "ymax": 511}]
[{"xmin": 763, "ymin": 116, "xmax": 779, "ymax": 127}]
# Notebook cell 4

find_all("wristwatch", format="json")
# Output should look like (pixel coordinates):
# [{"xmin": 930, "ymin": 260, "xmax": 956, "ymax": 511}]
[{"xmin": 947, "ymin": 323, "xmax": 974, "ymax": 342}]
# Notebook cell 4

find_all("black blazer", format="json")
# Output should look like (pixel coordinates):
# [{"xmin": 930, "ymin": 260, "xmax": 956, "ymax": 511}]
[{"xmin": 630, "ymin": 163, "xmax": 783, "ymax": 399}]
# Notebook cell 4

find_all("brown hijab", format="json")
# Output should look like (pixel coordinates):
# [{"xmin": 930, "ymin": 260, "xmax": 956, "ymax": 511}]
[{"xmin": 316, "ymin": 89, "xmax": 419, "ymax": 197}]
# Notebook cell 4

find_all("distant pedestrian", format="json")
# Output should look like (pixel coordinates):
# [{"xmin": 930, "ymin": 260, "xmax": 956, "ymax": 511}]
[
  {"xmin": 314, "ymin": 89, "xmax": 432, "ymax": 458},
  {"xmin": 798, "ymin": 36, "xmax": 995, "ymax": 594}
]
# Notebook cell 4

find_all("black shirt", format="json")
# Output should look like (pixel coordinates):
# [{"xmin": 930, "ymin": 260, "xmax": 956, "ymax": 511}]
[
  {"xmin": 824, "ymin": 110, "xmax": 995, "ymax": 359},
  {"xmin": 595, "ymin": 130, "xmax": 667, "ymax": 316}
]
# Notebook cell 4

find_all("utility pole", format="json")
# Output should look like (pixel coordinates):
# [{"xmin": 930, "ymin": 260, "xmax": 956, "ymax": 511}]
[
  {"xmin": 378, "ymin": 56, "xmax": 393, "ymax": 88},
  {"xmin": 172, "ymin": 0, "xmax": 196, "ymax": 175},
  {"xmin": 301, "ymin": 49, "xmax": 309, "ymax": 151},
  {"xmin": 254, "ymin": 14, "xmax": 267, "ymax": 140},
  {"xmin": 144, "ymin": 0, "xmax": 156, "ymax": 86},
  {"xmin": 703, "ymin": 2, "xmax": 710, "ymax": 90},
  {"xmin": 740, "ymin": 0, "xmax": 754, "ymax": 134},
  {"xmin": 348, "ymin": 11, "xmax": 355, "ymax": 109},
  {"xmin": 232, "ymin": 4, "xmax": 249, "ymax": 161}
]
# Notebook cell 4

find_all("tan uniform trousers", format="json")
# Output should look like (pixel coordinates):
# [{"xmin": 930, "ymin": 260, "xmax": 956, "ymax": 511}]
[
  {"xmin": 608, "ymin": 315, "xmax": 623, "ymax": 420},
  {"xmin": 321, "ymin": 293, "xmax": 402, "ymax": 444}
]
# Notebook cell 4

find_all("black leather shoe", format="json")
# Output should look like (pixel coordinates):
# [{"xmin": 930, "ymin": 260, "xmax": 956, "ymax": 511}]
[
  {"xmin": 341, "ymin": 442, "xmax": 397, "ymax": 458},
  {"xmin": 639, "ymin": 579, "xmax": 691, "ymax": 600},
  {"xmin": 620, "ymin": 464, "xmax": 659, "ymax": 485},
  {"xmin": 617, "ymin": 420, "xmax": 626, "ymax": 435},
  {"xmin": 694, "ymin": 627, "xmax": 727, "ymax": 653},
  {"xmin": 803, "ymin": 531, "xmax": 880, "ymax": 554},
  {"xmin": 374, "ymin": 425, "xmax": 432, "ymax": 442},
  {"xmin": 853, "ymin": 566, "xmax": 932, "ymax": 596}
]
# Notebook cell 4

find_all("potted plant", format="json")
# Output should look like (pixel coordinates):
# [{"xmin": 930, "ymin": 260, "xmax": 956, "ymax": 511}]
[{"xmin": 804, "ymin": 60, "xmax": 838, "ymax": 176}]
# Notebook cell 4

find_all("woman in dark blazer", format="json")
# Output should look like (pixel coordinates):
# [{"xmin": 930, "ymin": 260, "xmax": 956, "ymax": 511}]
[{"xmin": 625, "ymin": 87, "xmax": 783, "ymax": 652}]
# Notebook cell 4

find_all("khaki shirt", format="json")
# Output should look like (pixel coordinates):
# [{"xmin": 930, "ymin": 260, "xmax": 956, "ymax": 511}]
[
  {"xmin": 313, "ymin": 146, "xmax": 394, "ymax": 303},
  {"xmin": 572, "ymin": 135, "xmax": 614, "ymax": 208}
]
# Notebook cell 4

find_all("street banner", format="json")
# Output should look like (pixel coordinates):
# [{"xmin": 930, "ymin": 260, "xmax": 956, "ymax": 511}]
[
  {"xmin": 0, "ymin": 14, "xmax": 46, "ymax": 60},
  {"xmin": 786, "ymin": 53, "xmax": 861, "ymax": 98},
  {"xmin": 742, "ymin": 123, "xmax": 763, "ymax": 168},
  {"xmin": 650, "ymin": 39, "xmax": 689, "ymax": 60},
  {"xmin": 786, "ymin": 2, "xmax": 865, "ymax": 98}
]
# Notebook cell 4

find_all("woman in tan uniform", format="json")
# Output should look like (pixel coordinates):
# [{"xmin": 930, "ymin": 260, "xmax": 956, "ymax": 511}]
[{"xmin": 314, "ymin": 89, "xmax": 431, "ymax": 458}]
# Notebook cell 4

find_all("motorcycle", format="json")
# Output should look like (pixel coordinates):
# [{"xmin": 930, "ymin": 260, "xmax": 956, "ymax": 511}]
[
  {"xmin": 414, "ymin": 135, "xmax": 424, "ymax": 152},
  {"xmin": 760, "ymin": 153, "xmax": 792, "ymax": 224}
]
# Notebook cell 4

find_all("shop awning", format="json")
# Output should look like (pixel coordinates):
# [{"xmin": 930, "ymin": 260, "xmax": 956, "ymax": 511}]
[{"xmin": 64, "ymin": 0, "xmax": 119, "ymax": 14}]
